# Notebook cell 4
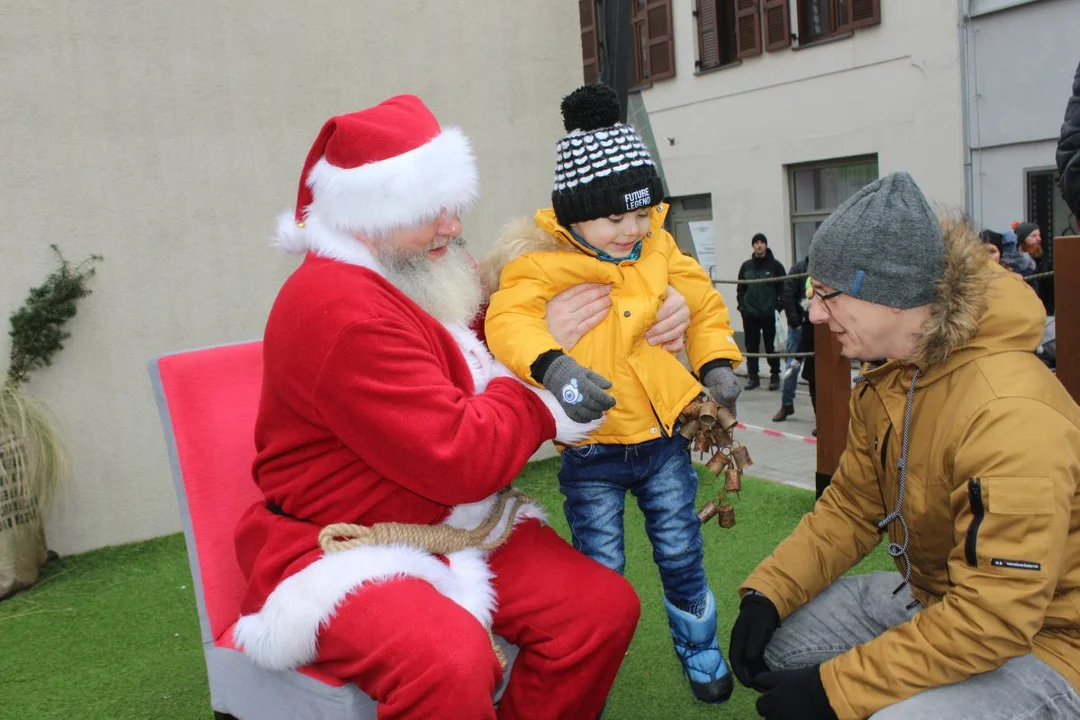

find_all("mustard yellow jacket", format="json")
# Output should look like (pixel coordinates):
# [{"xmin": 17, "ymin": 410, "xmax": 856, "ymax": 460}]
[
  {"xmin": 481, "ymin": 205, "xmax": 742, "ymax": 445},
  {"xmin": 742, "ymin": 219, "xmax": 1080, "ymax": 719}
]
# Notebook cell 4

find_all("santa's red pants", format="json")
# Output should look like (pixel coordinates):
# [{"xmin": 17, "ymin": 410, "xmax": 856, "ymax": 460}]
[{"xmin": 312, "ymin": 519, "xmax": 640, "ymax": 719}]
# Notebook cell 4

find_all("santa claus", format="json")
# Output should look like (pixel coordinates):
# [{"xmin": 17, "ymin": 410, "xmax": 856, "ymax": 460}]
[{"xmin": 230, "ymin": 95, "xmax": 644, "ymax": 719}]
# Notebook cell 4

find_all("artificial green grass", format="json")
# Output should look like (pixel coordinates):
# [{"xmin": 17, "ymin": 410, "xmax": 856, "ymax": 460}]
[
  {"xmin": 515, "ymin": 459, "xmax": 894, "ymax": 719},
  {"xmin": 0, "ymin": 533, "xmax": 210, "ymax": 719},
  {"xmin": 0, "ymin": 461, "xmax": 893, "ymax": 719}
]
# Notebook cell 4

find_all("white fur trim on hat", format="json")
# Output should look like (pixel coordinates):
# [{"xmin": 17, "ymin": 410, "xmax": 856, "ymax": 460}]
[
  {"xmin": 305, "ymin": 126, "xmax": 478, "ymax": 239},
  {"xmin": 272, "ymin": 212, "xmax": 385, "ymax": 273}
]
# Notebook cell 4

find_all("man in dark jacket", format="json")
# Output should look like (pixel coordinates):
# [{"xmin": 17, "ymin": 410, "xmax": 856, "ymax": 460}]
[
  {"xmin": 773, "ymin": 256, "xmax": 807, "ymax": 421},
  {"xmin": 737, "ymin": 233, "xmax": 786, "ymax": 390},
  {"xmin": 1058, "ymin": 60, "xmax": 1080, "ymax": 218}
]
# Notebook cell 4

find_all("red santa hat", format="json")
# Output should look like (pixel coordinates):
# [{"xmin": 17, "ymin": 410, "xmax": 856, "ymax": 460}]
[{"xmin": 275, "ymin": 95, "xmax": 479, "ymax": 256}]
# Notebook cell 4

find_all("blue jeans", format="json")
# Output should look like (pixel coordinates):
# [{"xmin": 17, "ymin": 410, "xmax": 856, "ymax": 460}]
[
  {"xmin": 766, "ymin": 572, "xmax": 1080, "ymax": 718},
  {"xmin": 557, "ymin": 433, "xmax": 708, "ymax": 608},
  {"xmin": 780, "ymin": 326, "xmax": 803, "ymax": 408}
]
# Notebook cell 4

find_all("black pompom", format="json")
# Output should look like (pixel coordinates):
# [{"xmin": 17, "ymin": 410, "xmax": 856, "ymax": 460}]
[{"xmin": 560, "ymin": 84, "xmax": 620, "ymax": 132}]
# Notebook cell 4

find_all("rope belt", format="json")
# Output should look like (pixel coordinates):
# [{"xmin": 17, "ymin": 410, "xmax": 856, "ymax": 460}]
[{"xmin": 317, "ymin": 488, "xmax": 533, "ymax": 670}]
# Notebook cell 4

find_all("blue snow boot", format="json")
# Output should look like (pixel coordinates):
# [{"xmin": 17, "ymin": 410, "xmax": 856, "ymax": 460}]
[{"xmin": 663, "ymin": 590, "xmax": 733, "ymax": 704}]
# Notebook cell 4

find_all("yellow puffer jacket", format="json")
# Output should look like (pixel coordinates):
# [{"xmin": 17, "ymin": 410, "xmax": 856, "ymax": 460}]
[
  {"xmin": 742, "ymin": 219, "xmax": 1080, "ymax": 718},
  {"xmin": 482, "ymin": 205, "xmax": 742, "ymax": 445}
]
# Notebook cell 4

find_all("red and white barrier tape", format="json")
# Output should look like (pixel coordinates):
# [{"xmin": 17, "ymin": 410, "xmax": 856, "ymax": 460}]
[{"xmin": 736, "ymin": 421, "xmax": 817, "ymax": 445}]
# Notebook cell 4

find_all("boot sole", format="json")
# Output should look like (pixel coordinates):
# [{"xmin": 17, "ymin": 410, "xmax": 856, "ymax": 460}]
[{"xmin": 690, "ymin": 673, "xmax": 734, "ymax": 704}]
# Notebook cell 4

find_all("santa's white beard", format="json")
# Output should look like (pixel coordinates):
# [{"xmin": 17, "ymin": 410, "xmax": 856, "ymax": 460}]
[{"xmin": 372, "ymin": 240, "xmax": 483, "ymax": 327}]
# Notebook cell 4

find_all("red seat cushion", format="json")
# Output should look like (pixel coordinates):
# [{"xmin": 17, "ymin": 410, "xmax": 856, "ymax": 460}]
[{"xmin": 157, "ymin": 342, "xmax": 265, "ymax": 641}]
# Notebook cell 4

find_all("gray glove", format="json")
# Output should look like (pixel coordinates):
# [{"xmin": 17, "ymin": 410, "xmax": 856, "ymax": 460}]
[
  {"xmin": 703, "ymin": 365, "xmax": 741, "ymax": 410},
  {"xmin": 541, "ymin": 354, "xmax": 616, "ymax": 423}
]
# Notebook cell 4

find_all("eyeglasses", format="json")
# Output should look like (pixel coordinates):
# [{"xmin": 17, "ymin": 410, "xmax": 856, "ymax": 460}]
[{"xmin": 813, "ymin": 288, "xmax": 844, "ymax": 315}]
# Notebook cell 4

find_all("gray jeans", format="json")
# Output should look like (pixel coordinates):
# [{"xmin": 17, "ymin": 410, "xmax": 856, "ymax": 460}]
[{"xmin": 764, "ymin": 571, "xmax": 1080, "ymax": 719}]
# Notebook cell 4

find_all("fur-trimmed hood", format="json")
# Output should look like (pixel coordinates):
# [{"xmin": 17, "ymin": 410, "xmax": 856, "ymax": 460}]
[
  {"xmin": 479, "ymin": 216, "xmax": 565, "ymax": 295},
  {"xmin": 873, "ymin": 217, "xmax": 1046, "ymax": 381},
  {"xmin": 478, "ymin": 207, "xmax": 669, "ymax": 295}
]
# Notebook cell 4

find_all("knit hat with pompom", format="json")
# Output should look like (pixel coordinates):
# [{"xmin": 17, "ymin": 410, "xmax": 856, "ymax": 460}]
[{"xmin": 550, "ymin": 84, "xmax": 665, "ymax": 227}]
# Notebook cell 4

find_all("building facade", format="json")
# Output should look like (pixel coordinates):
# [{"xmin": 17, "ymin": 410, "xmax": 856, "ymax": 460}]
[
  {"xmin": 963, "ymin": 0, "xmax": 1079, "ymax": 314},
  {"xmin": 0, "ymin": 1, "xmax": 580, "ymax": 554},
  {"xmin": 581, "ymin": 0, "xmax": 967, "ymax": 331}
]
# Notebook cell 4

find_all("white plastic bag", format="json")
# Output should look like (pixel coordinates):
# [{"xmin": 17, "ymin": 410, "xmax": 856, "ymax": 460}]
[{"xmin": 774, "ymin": 311, "xmax": 788, "ymax": 352}]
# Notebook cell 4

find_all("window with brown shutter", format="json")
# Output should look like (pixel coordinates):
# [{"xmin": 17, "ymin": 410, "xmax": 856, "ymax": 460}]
[
  {"xmin": 696, "ymin": 0, "xmax": 719, "ymax": 70},
  {"xmin": 632, "ymin": 0, "xmax": 675, "ymax": 86},
  {"xmin": 796, "ymin": 0, "xmax": 881, "ymax": 45},
  {"xmin": 696, "ymin": 0, "xmax": 739, "ymax": 72},
  {"xmin": 580, "ymin": 0, "xmax": 601, "ymax": 84},
  {"xmin": 849, "ymin": 0, "xmax": 881, "ymax": 30},
  {"xmin": 763, "ymin": 0, "xmax": 791, "ymax": 51},
  {"xmin": 735, "ymin": 0, "xmax": 762, "ymax": 58}
]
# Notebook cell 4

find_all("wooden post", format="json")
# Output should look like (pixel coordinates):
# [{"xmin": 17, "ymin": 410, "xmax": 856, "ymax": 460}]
[
  {"xmin": 1056, "ymin": 235, "xmax": 1080, "ymax": 404},
  {"xmin": 814, "ymin": 323, "xmax": 851, "ymax": 498}
]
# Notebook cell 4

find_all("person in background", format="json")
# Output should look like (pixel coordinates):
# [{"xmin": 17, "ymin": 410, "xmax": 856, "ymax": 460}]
[
  {"xmin": 1057, "ymin": 60, "xmax": 1080, "ymax": 218},
  {"xmin": 737, "ymin": 233, "xmax": 786, "ymax": 391},
  {"xmin": 1010, "ymin": 221, "xmax": 1043, "ymax": 298},
  {"xmin": 978, "ymin": 229, "xmax": 1004, "ymax": 266},
  {"xmin": 773, "ymin": 255, "xmax": 808, "ymax": 422},
  {"xmin": 797, "ymin": 275, "xmax": 817, "ymax": 436}
]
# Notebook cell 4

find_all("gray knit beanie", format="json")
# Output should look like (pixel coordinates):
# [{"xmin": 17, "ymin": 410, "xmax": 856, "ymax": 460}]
[
  {"xmin": 1013, "ymin": 222, "xmax": 1038, "ymax": 246},
  {"xmin": 808, "ymin": 171, "xmax": 944, "ymax": 309}
]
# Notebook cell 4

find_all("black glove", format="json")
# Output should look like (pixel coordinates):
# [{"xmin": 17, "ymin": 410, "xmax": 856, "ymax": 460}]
[
  {"xmin": 755, "ymin": 665, "xmax": 837, "ymax": 720},
  {"xmin": 728, "ymin": 591, "xmax": 781, "ymax": 689},
  {"xmin": 541, "ymin": 354, "xmax": 615, "ymax": 423}
]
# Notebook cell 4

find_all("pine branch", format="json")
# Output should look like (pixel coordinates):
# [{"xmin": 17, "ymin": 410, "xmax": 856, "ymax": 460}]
[{"xmin": 6, "ymin": 246, "xmax": 103, "ymax": 388}]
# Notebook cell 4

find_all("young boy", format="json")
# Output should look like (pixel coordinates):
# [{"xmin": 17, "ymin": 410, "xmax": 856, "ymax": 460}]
[{"xmin": 482, "ymin": 83, "xmax": 744, "ymax": 704}]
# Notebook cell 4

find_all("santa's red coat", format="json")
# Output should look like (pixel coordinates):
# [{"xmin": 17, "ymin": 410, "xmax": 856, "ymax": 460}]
[{"xmin": 231, "ymin": 253, "xmax": 574, "ymax": 671}]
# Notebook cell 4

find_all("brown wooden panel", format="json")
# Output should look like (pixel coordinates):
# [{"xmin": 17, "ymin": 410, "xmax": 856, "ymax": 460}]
[
  {"xmin": 579, "ymin": 0, "xmax": 600, "ymax": 84},
  {"xmin": 1055, "ymin": 235, "xmax": 1080, "ymax": 404},
  {"xmin": 850, "ymin": 0, "xmax": 881, "ymax": 30},
  {"xmin": 763, "ymin": 0, "xmax": 791, "ymax": 51},
  {"xmin": 645, "ymin": 0, "xmax": 675, "ymax": 80},
  {"xmin": 814, "ymin": 322, "xmax": 851, "ymax": 497},
  {"xmin": 735, "ymin": 0, "xmax": 762, "ymax": 58},
  {"xmin": 697, "ymin": 0, "xmax": 720, "ymax": 70}
]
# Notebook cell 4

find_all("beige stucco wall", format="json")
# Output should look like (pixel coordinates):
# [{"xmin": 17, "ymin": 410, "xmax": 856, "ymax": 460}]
[
  {"xmin": 0, "ymin": 1, "xmax": 580, "ymax": 554},
  {"xmin": 641, "ymin": 0, "xmax": 966, "ymax": 325}
]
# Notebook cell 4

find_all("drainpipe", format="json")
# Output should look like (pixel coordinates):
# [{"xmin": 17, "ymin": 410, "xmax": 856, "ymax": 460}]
[
  {"xmin": 959, "ymin": 0, "xmax": 975, "ymax": 221},
  {"xmin": 599, "ymin": 0, "xmax": 634, "ymax": 123}
]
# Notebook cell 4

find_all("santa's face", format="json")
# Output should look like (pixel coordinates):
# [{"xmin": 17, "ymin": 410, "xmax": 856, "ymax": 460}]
[
  {"xmin": 363, "ymin": 215, "xmax": 482, "ymax": 326},
  {"xmin": 383, "ymin": 210, "xmax": 463, "ymax": 262}
]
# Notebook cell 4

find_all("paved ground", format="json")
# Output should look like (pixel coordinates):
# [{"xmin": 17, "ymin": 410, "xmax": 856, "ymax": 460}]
[
  {"xmin": 726, "ymin": 373, "xmax": 817, "ymax": 492},
  {"xmin": 531, "ymin": 364, "xmax": 820, "ymax": 492}
]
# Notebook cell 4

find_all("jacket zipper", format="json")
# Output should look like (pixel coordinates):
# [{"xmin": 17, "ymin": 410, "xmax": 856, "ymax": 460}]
[
  {"xmin": 879, "ymin": 426, "xmax": 891, "ymax": 474},
  {"xmin": 965, "ymin": 478, "xmax": 985, "ymax": 567}
]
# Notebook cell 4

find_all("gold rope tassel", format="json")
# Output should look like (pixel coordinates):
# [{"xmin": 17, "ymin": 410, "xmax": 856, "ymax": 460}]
[{"xmin": 318, "ymin": 488, "xmax": 532, "ymax": 671}]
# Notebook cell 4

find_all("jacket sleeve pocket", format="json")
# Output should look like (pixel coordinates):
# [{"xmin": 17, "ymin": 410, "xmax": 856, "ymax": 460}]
[{"xmin": 966, "ymin": 477, "xmax": 1054, "ymax": 576}]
